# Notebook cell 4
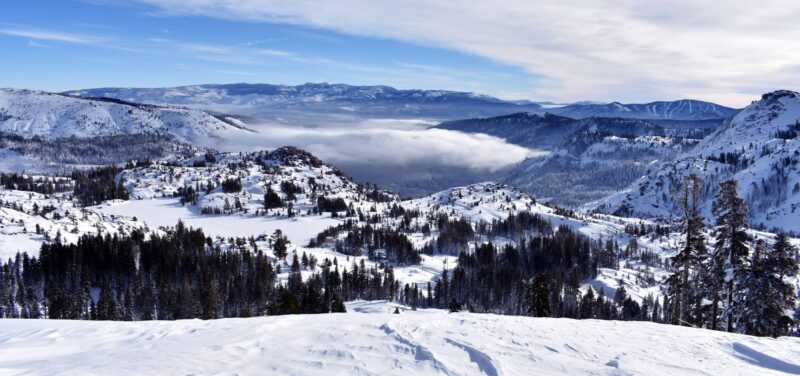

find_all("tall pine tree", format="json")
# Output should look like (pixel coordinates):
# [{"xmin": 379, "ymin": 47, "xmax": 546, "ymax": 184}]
[
  {"xmin": 709, "ymin": 179, "xmax": 749, "ymax": 332},
  {"xmin": 666, "ymin": 174, "xmax": 706, "ymax": 326}
]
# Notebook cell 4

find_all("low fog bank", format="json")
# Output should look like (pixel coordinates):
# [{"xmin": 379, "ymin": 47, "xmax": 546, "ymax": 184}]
[{"xmin": 207, "ymin": 118, "xmax": 546, "ymax": 196}]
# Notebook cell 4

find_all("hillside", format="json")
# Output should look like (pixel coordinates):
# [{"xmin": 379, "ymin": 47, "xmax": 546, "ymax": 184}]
[
  {"xmin": 0, "ymin": 89, "xmax": 251, "ymax": 143},
  {"xmin": 438, "ymin": 114, "xmax": 705, "ymax": 206},
  {"xmin": 0, "ymin": 301, "xmax": 798, "ymax": 375},
  {"xmin": 64, "ymin": 83, "xmax": 543, "ymax": 120},
  {"xmin": 589, "ymin": 90, "xmax": 800, "ymax": 233},
  {"xmin": 0, "ymin": 187, "xmax": 151, "ymax": 260}
]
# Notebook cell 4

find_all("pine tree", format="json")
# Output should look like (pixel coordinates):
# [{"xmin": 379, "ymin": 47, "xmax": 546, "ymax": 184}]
[
  {"xmin": 709, "ymin": 179, "xmax": 749, "ymax": 332},
  {"xmin": 264, "ymin": 187, "xmax": 283, "ymax": 210},
  {"xmin": 666, "ymin": 174, "xmax": 706, "ymax": 326},
  {"xmin": 273, "ymin": 231, "xmax": 289, "ymax": 260},
  {"xmin": 527, "ymin": 274, "xmax": 550, "ymax": 317}
]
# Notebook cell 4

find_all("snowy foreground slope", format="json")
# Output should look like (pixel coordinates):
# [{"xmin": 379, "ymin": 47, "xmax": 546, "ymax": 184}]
[{"xmin": 0, "ymin": 301, "xmax": 798, "ymax": 376}]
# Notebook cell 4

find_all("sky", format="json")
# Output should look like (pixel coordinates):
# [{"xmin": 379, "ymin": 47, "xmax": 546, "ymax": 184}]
[{"xmin": 2, "ymin": 0, "xmax": 800, "ymax": 107}]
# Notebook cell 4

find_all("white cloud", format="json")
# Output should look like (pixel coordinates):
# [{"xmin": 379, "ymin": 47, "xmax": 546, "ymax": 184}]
[
  {"xmin": 214, "ymin": 122, "xmax": 544, "ymax": 172},
  {"xmin": 130, "ymin": 0, "xmax": 800, "ymax": 106}
]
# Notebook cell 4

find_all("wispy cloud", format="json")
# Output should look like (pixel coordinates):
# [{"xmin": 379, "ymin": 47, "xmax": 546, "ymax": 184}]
[
  {"xmin": 27, "ymin": 40, "xmax": 50, "ymax": 48},
  {"xmin": 0, "ymin": 29, "xmax": 109, "ymax": 45},
  {"xmin": 1, "ymin": 27, "xmax": 152, "ymax": 54}
]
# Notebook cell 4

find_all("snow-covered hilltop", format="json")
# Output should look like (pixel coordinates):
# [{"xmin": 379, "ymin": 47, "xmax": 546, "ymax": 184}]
[
  {"xmin": 589, "ymin": 90, "xmax": 800, "ymax": 233},
  {"xmin": 0, "ymin": 88, "xmax": 251, "ymax": 143},
  {"xmin": 116, "ymin": 146, "xmax": 392, "ymax": 216}
]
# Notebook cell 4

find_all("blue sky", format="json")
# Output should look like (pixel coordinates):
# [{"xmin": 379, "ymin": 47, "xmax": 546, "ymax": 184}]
[
  {"xmin": 3, "ymin": 0, "xmax": 799, "ymax": 106},
  {"xmin": 1, "ymin": 0, "xmax": 536, "ymax": 98}
]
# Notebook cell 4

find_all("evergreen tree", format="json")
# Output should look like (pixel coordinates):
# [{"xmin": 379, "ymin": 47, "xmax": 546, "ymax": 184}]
[
  {"xmin": 273, "ymin": 231, "xmax": 289, "ymax": 260},
  {"xmin": 527, "ymin": 274, "xmax": 550, "ymax": 317},
  {"xmin": 264, "ymin": 187, "xmax": 283, "ymax": 210},
  {"xmin": 736, "ymin": 235, "xmax": 798, "ymax": 337},
  {"xmin": 709, "ymin": 179, "xmax": 750, "ymax": 332},
  {"xmin": 666, "ymin": 174, "xmax": 706, "ymax": 327}
]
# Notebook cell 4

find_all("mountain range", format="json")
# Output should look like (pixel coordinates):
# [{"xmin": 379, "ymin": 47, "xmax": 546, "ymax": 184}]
[
  {"xmin": 64, "ymin": 83, "xmax": 740, "ymax": 123},
  {"xmin": 64, "ymin": 83, "xmax": 543, "ymax": 120},
  {"xmin": 547, "ymin": 99, "xmax": 737, "ymax": 121}
]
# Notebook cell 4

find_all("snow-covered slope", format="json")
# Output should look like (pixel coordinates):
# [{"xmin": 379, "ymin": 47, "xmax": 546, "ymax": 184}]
[
  {"xmin": 589, "ymin": 90, "xmax": 800, "ymax": 233},
  {"xmin": 0, "ymin": 300, "xmax": 798, "ymax": 375},
  {"xmin": 65, "ymin": 83, "xmax": 543, "ymax": 119},
  {"xmin": 0, "ymin": 89, "xmax": 251, "ymax": 143},
  {"xmin": 550, "ymin": 99, "xmax": 738, "ymax": 121}
]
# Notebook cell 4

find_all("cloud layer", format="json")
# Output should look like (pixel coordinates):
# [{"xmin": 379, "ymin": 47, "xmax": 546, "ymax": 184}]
[
  {"xmin": 213, "ymin": 120, "xmax": 542, "ymax": 173},
  {"xmin": 132, "ymin": 0, "xmax": 800, "ymax": 106}
]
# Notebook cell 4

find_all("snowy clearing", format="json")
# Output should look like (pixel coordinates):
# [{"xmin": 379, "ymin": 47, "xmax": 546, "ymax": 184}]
[
  {"xmin": 92, "ymin": 198, "xmax": 340, "ymax": 244},
  {"xmin": 0, "ymin": 301, "xmax": 798, "ymax": 375}
]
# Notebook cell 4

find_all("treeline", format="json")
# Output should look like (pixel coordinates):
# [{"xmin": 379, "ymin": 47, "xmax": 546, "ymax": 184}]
[
  {"xmin": 311, "ymin": 219, "xmax": 420, "ymax": 265},
  {"xmin": 0, "ymin": 173, "xmax": 71, "ymax": 194},
  {"xmin": 0, "ymin": 133, "xmax": 197, "ymax": 166},
  {"xmin": 0, "ymin": 222, "xmax": 400, "ymax": 320},
  {"xmin": 394, "ymin": 225, "xmax": 658, "ymax": 322}
]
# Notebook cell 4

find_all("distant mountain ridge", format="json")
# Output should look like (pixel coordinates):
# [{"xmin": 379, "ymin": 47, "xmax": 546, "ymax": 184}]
[
  {"xmin": 548, "ymin": 99, "xmax": 738, "ymax": 121},
  {"xmin": 64, "ymin": 83, "xmax": 543, "ymax": 120},
  {"xmin": 437, "ymin": 112, "xmax": 715, "ymax": 151}
]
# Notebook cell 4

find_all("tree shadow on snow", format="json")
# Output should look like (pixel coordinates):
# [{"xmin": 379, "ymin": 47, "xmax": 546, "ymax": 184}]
[{"xmin": 732, "ymin": 342, "xmax": 800, "ymax": 375}]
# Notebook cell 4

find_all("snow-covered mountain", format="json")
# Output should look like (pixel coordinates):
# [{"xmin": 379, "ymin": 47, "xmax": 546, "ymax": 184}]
[
  {"xmin": 0, "ymin": 88, "xmax": 251, "ymax": 143},
  {"xmin": 589, "ymin": 90, "xmax": 800, "ymax": 233},
  {"xmin": 64, "ymin": 83, "xmax": 543, "ymax": 120},
  {"xmin": 549, "ymin": 99, "xmax": 738, "ymax": 121}
]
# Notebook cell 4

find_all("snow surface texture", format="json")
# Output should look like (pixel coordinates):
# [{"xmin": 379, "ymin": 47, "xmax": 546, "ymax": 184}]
[
  {"xmin": 0, "ymin": 89, "xmax": 250, "ymax": 143},
  {"xmin": 589, "ymin": 90, "xmax": 800, "ymax": 232},
  {"xmin": 0, "ymin": 301, "xmax": 798, "ymax": 375}
]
